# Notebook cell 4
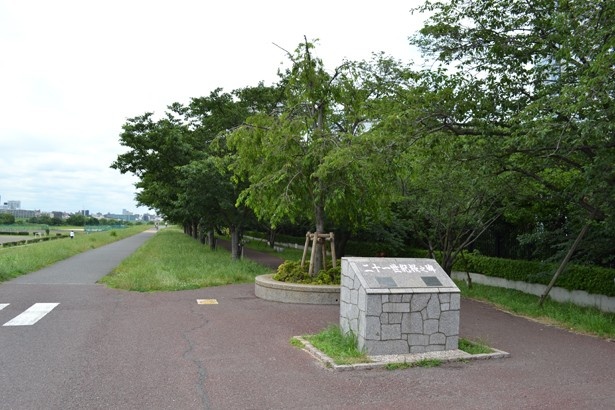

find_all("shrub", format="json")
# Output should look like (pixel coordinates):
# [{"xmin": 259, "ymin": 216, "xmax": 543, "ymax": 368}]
[
  {"xmin": 273, "ymin": 260, "xmax": 341, "ymax": 285},
  {"xmin": 273, "ymin": 261, "xmax": 306, "ymax": 283}
]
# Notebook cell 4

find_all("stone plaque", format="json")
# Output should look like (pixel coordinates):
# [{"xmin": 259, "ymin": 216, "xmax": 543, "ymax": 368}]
[
  {"xmin": 340, "ymin": 257, "xmax": 461, "ymax": 356},
  {"xmin": 421, "ymin": 276, "xmax": 443, "ymax": 287},
  {"xmin": 376, "ymin": 276, "xmax": 398, "ymax": 287},
  {"xmin": 347, "ymin": 258, "xmax": 456, "ymax": 290}
]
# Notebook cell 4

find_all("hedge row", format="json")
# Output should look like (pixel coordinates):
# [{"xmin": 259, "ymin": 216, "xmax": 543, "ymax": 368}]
[{"xmin": 454, "ymin": 253, "xmax": 615, "ymax": 298}]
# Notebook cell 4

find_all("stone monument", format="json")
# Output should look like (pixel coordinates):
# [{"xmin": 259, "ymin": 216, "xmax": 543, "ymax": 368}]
[{"xmin": 340, "ymin": 257, "xmax": 460, "ymax": 355}]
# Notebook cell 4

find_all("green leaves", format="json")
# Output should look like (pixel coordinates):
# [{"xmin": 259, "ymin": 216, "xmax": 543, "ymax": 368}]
[
  {"xmin": 228, "ymin": 41, "xmax": 404, "ymax": 233},
  {"xmin": 406, "ymin": 0, "xmax": 615, "ymax": 266}
]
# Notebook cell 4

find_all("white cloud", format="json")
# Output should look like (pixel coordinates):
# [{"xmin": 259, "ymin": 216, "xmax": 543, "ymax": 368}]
[{"xmin": 0, "ymin": 0, "xmax": 426, "ymax": 214}]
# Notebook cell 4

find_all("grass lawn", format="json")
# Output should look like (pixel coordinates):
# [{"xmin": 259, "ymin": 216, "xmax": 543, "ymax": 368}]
[
  {"xmin": 301, "ymin": 325, "xmax": 370, "ymax": 365},
  {"xmin": 100, "ymin": 228, "xmax": 272, "ymax": 291},
  {"xmin": 456, "ymin": 281, "xmax": 615, "ymax": 339}
]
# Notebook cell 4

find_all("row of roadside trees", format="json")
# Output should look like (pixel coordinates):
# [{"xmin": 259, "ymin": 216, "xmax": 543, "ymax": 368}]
[{"xmin": 112, "ymin": 0, "xmax": 614, "ymax": 276}]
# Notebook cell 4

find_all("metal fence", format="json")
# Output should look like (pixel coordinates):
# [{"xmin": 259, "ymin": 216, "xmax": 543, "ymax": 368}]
[{"xmin": 84, "ymin": 225, "xmax": 128, "ymax": 233}]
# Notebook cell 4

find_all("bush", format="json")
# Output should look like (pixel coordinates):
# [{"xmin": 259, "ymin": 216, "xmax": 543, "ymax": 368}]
[{"xmin": 273, "ymin": 260, "xmax": 341, "ymax": 285}]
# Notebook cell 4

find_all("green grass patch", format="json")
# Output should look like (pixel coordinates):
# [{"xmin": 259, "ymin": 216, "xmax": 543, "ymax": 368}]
[
  {"xmin": 100, "ymin": 228, "xmax": 272, "ymax": 291},
  {"xmin": 289, "ymin": 337, "xmax": 304, "ymax": 349},
  {"xmin": 414, "ymin": 358, "xmax": 443, "ymax": 367},
  {"xmin": 384, "ymin": 362, "xmax": 412, "ymax": 370},
  {"xmin": 385, "ymin": 358, "xmax": 443, "ymax": 370},
  {"xmin": 458, "ymin": 338, "xmax": 494, "ymax": 354},
  {"xmin": 303, "ymin": 325, "xmax": 371, "ymax": 365},
  {"xmin": 456, "ymin": 281, "xmax": 615, "ymax": 339},
  {"xmin": 0, "ymin": 225, "xmax": 150, "ymax": 283},
  {"xmin": 300, "ymin": 328, "xmax": 494, "ymax": 370}
]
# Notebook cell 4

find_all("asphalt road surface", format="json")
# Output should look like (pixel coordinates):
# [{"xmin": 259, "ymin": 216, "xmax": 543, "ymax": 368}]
[{"xmin": 0, "ymin": 230, "xmax": 613, "ymax": 409}]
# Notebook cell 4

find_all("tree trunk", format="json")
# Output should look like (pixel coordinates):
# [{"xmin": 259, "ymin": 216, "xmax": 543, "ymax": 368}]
[
  {"xmin": 230, "ymin": 225, "xmax": 241, "ymax": 261},
  {"xmin": 267, "ymin": 227, "xmax": 277, "ymax": 248},
  {"xmin": 198, "ymin": 223, "xmax": 206, "ymax": 245},
  {"xmin": 441, "ymin": 251, "xmax": 454, "ymax": 277},
  {"xmin": 207, "ymin": 229, "xmax": 216, "ymax": 250},
  {"xmin": 192, "ymin": 220, "xmax": 199, "ymax": 240},
  {"xmin": 539, "ymin": 220, "xmax": 591, "ymax": 306},
  {"xmin": 459, "ymin": 251, "xmax": 473, "ymax": 289},
  {"xmin": 311, "ymin": 203, "xmax": 326, "ymax": 276}
]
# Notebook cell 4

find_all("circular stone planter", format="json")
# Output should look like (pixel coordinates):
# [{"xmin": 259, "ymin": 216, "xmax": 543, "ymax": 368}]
[{"xmin": 255, "ymin": 274, "xmax": 340, "ymax": 305}]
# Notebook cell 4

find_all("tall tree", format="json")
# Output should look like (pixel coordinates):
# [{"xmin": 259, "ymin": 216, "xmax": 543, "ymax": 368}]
[
  {"xmin": 112, "ymin": 84, "xmax": 282, "ymax": 260},
  {"xmin": 187, "ymin": 85, "xmax": 282, "ymax": 258},
  {"xmin": 111, "ymin": 105, "xmax": 194, "ymax": 229},
  {"xmin": 228, "ymin": 40, "xmax": 403, "ymax": 274}
]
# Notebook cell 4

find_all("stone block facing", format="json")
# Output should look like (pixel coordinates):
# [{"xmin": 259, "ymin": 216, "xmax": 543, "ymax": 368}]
[{"xmin": 340, "ymin": 257, "xmax": 460, "ymax": 355}]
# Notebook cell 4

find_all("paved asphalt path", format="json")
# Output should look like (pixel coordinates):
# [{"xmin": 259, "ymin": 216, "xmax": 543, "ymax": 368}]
[{"xmin": 0, "ymin": 231, "xmax": 613, "ymax": 409}]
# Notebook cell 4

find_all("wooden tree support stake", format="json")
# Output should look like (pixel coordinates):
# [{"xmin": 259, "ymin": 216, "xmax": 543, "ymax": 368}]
[{"xmin": 301, "ymin": 231, "xmax": 336, "ymax": 275}]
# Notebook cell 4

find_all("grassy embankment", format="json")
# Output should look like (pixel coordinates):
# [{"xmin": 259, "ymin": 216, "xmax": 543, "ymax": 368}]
[
  {"xmin": 100, "ymin": 228, "xmax": 271, "ymax": 291},
  {"xmin": 0, "ymin": 225, "xmax": 150, "ymax": 282}
]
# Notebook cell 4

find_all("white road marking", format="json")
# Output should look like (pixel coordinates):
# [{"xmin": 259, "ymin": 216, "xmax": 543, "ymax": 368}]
[
  {"xmin": 0, "ymin": 303, "xmax": 9, "ymax": 311},
  {"xmin": 3, "ymin": 303, "xmax": 60, "ymax": 326}
]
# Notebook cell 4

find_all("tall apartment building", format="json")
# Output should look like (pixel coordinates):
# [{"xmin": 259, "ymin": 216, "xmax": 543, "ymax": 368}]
[{"xmin": 0, "ymin": 195, "xmax": 21, "ymax": 210}]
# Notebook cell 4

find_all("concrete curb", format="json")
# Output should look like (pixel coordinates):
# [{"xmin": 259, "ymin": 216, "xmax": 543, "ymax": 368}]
[
  {"xmin": 254, "ymin": 274, "xmax": 340, "ymax": 305},
  {"xmin": 294, "ymin": 336, "xmax": 510, "ymax": 371}
]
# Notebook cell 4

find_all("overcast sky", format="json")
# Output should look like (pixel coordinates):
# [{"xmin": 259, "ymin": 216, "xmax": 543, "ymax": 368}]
[{"xmin": 0, "ymin": 0, "xmax": 426, "ymax": 215}]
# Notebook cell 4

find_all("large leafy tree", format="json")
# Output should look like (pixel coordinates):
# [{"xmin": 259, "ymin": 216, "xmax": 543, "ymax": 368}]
[
  {"xmin": 185, "ymin": 85, "xmax": 282, "ymax": 258},
  {"xmin": 228, "ymin": 40, "xmax": 404, "ymax": 273},
  {"xmin": 408, "ymin": 0, "xmax": 615, "ymax": 268},
  {"xmin": 112, "ymin": 86, "xmax": 282, "ymax": 260},
  {"xmin": 394, "ymin": 133, "xmax": 509, "ymax": 274},
  {"xmin": 112, "ymin": 105, "xmax": 195, "ymax": 229},
  {"xmin": 0, "ymin": 213, "xmax": 15, "ymax": 225}
]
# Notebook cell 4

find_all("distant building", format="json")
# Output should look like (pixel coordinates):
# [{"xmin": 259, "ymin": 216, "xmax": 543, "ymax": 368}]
[
  {"xmin": 104, "ymin": 213, "xmax": 140, "ymax": 222},
  {"xmin": 51, "ymin": 211, "xmax": 66, "ymax": 219},
  {"xmin": 2, "ymin": 199, "xmax": 21, "ymax": 210},
  {"xmin": 0, "ymin": 208, "xmax": 37, "ymax": 218}
]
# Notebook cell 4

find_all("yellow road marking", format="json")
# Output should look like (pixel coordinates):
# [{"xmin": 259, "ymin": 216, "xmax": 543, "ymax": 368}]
[{"xmin": 197, "ymin": 299, "xmax": 218, "ymax": 305}]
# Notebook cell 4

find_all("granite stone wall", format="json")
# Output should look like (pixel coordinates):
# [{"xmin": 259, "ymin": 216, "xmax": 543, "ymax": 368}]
[{"xmin": 340, "ymin": 259, "xmax": 460, "ymax": 355}]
